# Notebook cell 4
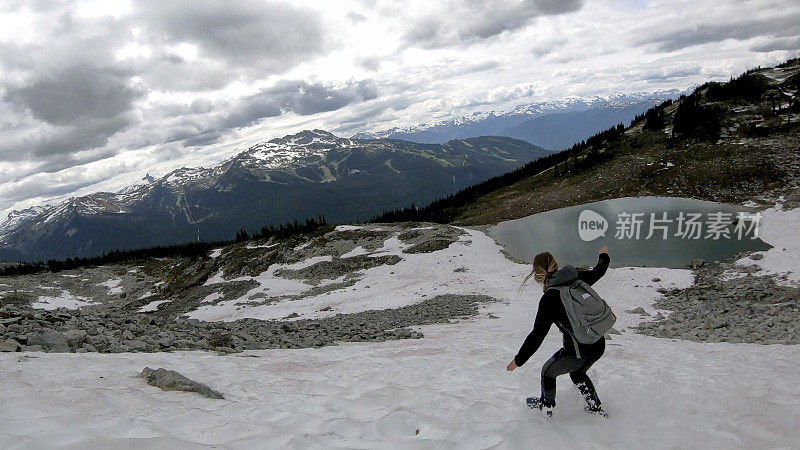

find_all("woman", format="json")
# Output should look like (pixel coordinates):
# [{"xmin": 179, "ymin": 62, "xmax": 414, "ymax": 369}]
[{"xmin": 506, "ymin": 246, "xmax": 610, "ymax": 417}]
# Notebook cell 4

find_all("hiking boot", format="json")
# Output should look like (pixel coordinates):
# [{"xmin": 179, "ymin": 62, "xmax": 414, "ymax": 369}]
[
  {"xmin": 575, "ymin": 382, "xmax": 606, "ymax": 417},
  {"xmin": 525, "ymin": 397, "xmax": 553, "ymax": 418},
  {"xmin": 584, "ymin": 402, "xmax": 608, "ymax": 418}
]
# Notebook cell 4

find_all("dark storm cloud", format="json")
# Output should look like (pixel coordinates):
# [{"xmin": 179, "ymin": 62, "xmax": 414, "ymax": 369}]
[
  {"xmin": 751, "ymin": 36, "xmax": 800, "ymax": 53},
  {"xmin": 402, "ymin": 0, "xmax": 584, "ymax": 48},
  {"xmin": 639, "ymin": 12, "xmax": 800, "ymax": 53},
  {"xmin": 222, "ymin": 80, "xmax": 379, "ymax": 129},
  {"xmin": 2, "ymin": 64, "xmax": 145, "ymax": 160},
  {"xmin": 4, "ymin": 65, "xmax": 144, "ymax": 126},
  {"xmin": 133, "ymin": 0, "xmax": 325, "ymax": 70},
  {"xmin": 26, "ymin": 116, "xmax": 135, "ymax": 158}
]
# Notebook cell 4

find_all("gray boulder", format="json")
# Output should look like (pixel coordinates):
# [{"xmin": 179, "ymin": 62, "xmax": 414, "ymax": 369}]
[
  {"xmin": 0, "ymin": 339, "xmax": 21, "ymax": 352},
  {"xmin": 627, "ymin": 307, "xmax": 651, "ymax": 316},
  {"xmin": 82, "ymin": 343, "xmax": 98, "ymax": 352},
  {"xmin": 140, "ymin": 367, "xmax": 224, "ymax": 399},
  {"xmin": 27, "ymin": 331, "xmax": 70, "ymax": 352},
  {"xmin": 745, "ymin": 265, "xmax": 762, "ymax": 274},
  {"xmin": 63, "ymin": 329, "xmax": 88, "ymax": 350},
  {"xmin": 688, "ymin": 258, "xmax": 706, "ymax": 269}
]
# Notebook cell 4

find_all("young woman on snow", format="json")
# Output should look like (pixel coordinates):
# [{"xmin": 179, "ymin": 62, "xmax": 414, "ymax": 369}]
[{"xmin": 506, "ymin": 246, "xmax": 610, "ymax": 417}]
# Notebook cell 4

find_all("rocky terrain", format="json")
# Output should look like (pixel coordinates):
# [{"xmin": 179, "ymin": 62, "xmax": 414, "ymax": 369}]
[
  {"xmin": 634, "ymin": 251, "xmax": 800, "ymax": 344},
  {"xmin": 0, "ymin": 223, "xmax": 499, "ymax": 353}
]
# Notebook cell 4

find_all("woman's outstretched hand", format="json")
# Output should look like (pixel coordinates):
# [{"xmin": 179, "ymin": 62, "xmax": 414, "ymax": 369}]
[
  {"xmin": 598, "ymin": 246, "xmax": 609, "ymax": 254},
  {"xmin": 506, "ymin": 360, "xmax": 518, "ymax": 371}
]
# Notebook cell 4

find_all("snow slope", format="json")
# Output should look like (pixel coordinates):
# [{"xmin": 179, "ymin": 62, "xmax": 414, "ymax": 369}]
[
  {"xmin": 1, "ymin": 211, "xmax": 799, "ymax": 448},
  {"xmin": 735, "ymin": 203, "xmax": 800, "ymax": 286}
]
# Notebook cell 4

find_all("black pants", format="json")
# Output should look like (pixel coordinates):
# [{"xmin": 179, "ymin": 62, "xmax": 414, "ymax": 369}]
[{"xmin": 540, "ymin": 339, "xmax": 605, "ymax": 408}]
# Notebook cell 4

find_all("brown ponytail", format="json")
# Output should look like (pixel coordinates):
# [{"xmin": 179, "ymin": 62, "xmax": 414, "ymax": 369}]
[{"xmin": 519, "ymin": 252, "xmax": 559, "ymax": 294}]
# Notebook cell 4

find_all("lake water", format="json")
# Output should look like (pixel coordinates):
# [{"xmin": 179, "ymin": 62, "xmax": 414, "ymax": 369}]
[{"xmin": 488, "ymin": 196, "xmax": 771, "ymax": 268}]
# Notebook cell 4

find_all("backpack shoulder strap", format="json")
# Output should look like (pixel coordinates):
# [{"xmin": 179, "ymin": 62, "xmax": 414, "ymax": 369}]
[{"xmin": 544, "ymin": 285, "xmax": 582, "ymax": 358}]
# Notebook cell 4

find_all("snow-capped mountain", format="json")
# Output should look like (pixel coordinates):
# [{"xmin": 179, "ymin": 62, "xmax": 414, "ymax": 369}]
[
  {"xmin": 353, "ymin": 90, "xmax": 685, "ymax": 148},
  {"xmin": 0, "ymin": 130, "xmax": 552, "ymax": 261},
  {"xmin": 0, "ymin": 205, "xmax": 49, "ymax": 237}
]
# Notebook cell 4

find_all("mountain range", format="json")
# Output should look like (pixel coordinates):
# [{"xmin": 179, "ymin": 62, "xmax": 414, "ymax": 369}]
[
  {"xmin": 353, "ymin": 91, "xmax": 684, "ymax": 149},
  {"xmin": 0, "ymin": 130, "xmax": 550, "ymax": 261}
]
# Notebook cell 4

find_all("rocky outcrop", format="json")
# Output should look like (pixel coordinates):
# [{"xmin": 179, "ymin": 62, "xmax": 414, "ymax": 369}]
[
  {"xmin": 140, "ymin": 367, "xmax": 224, "ymax": 399},
  {"xmin": 636, "ymin": 255, "xmax": 800, "ymax": 344},
  {"xmin": 0, "ymin": 294, "xmax": 496, "ymax": 353}
]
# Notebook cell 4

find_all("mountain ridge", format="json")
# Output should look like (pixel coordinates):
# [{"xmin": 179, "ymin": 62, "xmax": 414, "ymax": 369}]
[
  {"xmin": 352, "ymin": 90, "xmax": 686, "ymax": 148},
  {"xmin": 0, "ymin": 131, "xmax": 551, "ymax": 261}
]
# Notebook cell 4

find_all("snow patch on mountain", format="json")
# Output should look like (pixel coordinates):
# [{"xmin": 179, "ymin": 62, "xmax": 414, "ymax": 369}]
[
  {"xmin": 0, "ymin": 130, "xmax": 370, "ymax": 241},
  {"xmin": 353, "ymin": 90, "xmax": 685, "ymax": 140}
]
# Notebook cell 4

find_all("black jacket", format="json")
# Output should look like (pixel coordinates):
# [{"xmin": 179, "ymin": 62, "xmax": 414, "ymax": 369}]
[{"xmin": 514, "ymin": 253, "xmax": 610, "ymax": 367}]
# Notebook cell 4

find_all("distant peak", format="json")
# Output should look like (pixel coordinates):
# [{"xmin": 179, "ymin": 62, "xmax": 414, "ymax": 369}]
[
  {"xmin": 267, "ymin": 129, "xmax": 340, "ymax": 145},
  {"xmin": 291, "ymin": 129, "xmax": 336, "ymax": 138},
  {"xmin": 142, "ymin": 173, "xmax": 156, "ymax": 183}
]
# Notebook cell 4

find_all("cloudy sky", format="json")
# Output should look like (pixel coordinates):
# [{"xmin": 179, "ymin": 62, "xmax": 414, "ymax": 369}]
[{"xmin": 1, "ymin": 0, "xmax": 798, "ymax": 220}]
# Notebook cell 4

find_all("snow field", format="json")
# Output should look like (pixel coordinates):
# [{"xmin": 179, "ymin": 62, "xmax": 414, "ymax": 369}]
[
  {"xmin": 2, "ymin": 208, "xmax": 799, "ymax": 448},
  {"xmin": 30, "ymin": 291, "xmax": 96, "ymax": 311},
  {"xmin": 2, "ymin": 293, "xmax": 798, "ymax": 448},
  {"xmin": 190, "ymin": 229, "xmax": 525, "ymax": 322},
  {"xmin": 735, "ymin": 204, "xmax": 800, "ymax": 286}
]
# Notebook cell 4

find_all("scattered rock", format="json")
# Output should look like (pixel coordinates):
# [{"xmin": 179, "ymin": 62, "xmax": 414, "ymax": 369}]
[
  {"xmin": 652, "ymin": 278, "xmax": 661, "ymax": 282},
  {"xmin": 82, "ymin": 343, "xmax": 98, "ymax": 352},
  {"xmin": 0, "ymin": 339, "xmax": 20, "ymax": 352},
  {"xmin": 749, "ymin": 253, "xmax": 764, "ymax": 260},
  {"xmin": 688, "ymin": 258, "xmax": 706, "ymax": 269},
  {"xmin": 637, "ymin": 257, "xmax": 800, "ymax": 344},
  {"xmin": 627, "ymin": 307, "xmax": 651, "ymax": 316},
  {"xmin": 403, "ymin": 239, "xmax": 453, "ymax": 254},
  {"xmin": 140, "ymin": 367, "xmax": 224, "ymax": 399},
  {"xmin": 27, "ymin": 331, "xmax": 70, "ymax": 353},
  {"xmin": 745, "ymin": 265, "xmax": 762, "ymax": 274},
  {"xmin": 63, "ymin": 329, "xmax": 88, "ymax": 350}
]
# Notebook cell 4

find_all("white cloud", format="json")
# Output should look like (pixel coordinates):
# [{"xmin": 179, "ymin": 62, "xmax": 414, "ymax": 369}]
[{"xmin": 0, "ymin": 0, "xmax": 799, "ymax": 220}]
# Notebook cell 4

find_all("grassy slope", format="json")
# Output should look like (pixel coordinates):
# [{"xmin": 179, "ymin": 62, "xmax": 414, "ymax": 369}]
[{"xmin": 448, "ymin": 63, "xmax": 800, "ymax": 226}]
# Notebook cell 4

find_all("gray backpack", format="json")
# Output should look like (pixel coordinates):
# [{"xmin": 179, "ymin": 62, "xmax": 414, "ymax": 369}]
[{"xmin": 545, "ymin": 265, "xmax": 616, "ymax": 356}]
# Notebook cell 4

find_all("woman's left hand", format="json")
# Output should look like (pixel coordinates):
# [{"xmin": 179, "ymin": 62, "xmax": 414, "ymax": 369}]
[{"xmin": 506, "ymin": 360, "xmax": 517, "ymax": 371}]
